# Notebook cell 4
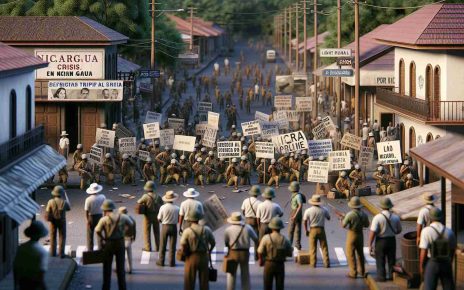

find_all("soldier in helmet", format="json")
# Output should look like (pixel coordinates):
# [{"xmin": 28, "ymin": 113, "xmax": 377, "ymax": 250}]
[
  {"xmin": 240, "ymin": 155, "xmax": 251, "ymax": 185},
  {"xmin": 189, "ymin": 147, "xmax": 197, "ymax": 166},
  {"xmin": 277, "ymin": 154, "xmax": 291, "ymax": 182},
  {"xmin": 45, "ymin": 186, "xmax": 71, "ymax": 257},
  {"xmin": 336, "ymin": 171, "xmax": 352, "ymax": 200},
  {"xmin": 215, "ymin": 157, "xmax": 227, "ymax": 183},
  {"xmin": 77, "ymin": 154, "xmax": 92, "ymax": 190},
  {"xmin": 256, "ymin": 159, "xmax": 266, "ymax": 184},
  {"xmin": 267, "ymin": 159, "xmax": 281, "ymax": 188},
  {"xmin": 288, "ymin": 181, "xmax": 304, "ymax": 250},
  {"xmin": 179, "ymin": 155, "xmax": 190, "ymax": 185},
  {"xmin": 58, "ymin": 165, "xmax": 68, "ymax": 188},
  {"xmin": 204, "ymin": 151, "xmax": 217, "ymax": 184},
  {"xmin": 256, "ymin": 187, "xmax": 283, "ymax": 243},
  {"xmin": 289, "ymin": 154, "xmax": 302, "ymax": 182},
  {"xmin": 72, "ymin": 144, "xmax": 84, "ymax": 170},
  {"xmin": 142, "ymin": 158, "xmax": 156, "ymax": 182},
  {"xmin": 155, "ymin": 146, "xmax": 172, "ymax": 184},
  {"xmin": 121, "ymin": 153, "xmax": 135, "ymax": 185},
  {"xmin": 226, "ymin": 158, "xmax": 240, "ymax": 190},
  {"xmin": 241, "ymin": 185, "xmax": 262, "ymax": 237},
  {"xmin": 242, "ymin": 146, "xmax": 252, "ymax": 163},
  {"xmin": 373, "ymin": 166, "xmax": 393, "ymax": 195},
  {"xmin": 137, "ymin": 181, "xmax": 163, "ymax": 252},
  {"xmin": 165, "ymin": 159, "xmax": 181, "ymax": 185},
  {"xmin": 102, "ymin": 153, "xmax": 115, "ymax": 186},
  {"xmin": 193, "ymin": 157, "xmax": 211, "ymax": 187},
  {"xmin": 405, "ymin": 173, "xmax": 415, "ymax": 189},
  {"xmin": 349, "ymin": 164, "xmax": 365, "ymax": 195}
]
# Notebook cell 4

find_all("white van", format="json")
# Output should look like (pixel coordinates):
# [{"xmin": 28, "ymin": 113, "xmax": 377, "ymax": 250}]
[{"xmin": 266, "ymin": 50, "xmax": 276, "ymax": 62}]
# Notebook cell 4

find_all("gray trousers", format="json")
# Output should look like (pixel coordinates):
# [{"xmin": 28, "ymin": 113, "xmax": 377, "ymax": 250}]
[{"xmin": 159, "ymin": 224, "xmax": 177, "ymax": 266}]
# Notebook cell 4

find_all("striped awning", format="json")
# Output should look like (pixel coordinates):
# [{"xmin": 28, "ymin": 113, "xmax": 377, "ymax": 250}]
[{"xmin": 0, "ymin": 145, "xmax": 66, "ymax": 224}]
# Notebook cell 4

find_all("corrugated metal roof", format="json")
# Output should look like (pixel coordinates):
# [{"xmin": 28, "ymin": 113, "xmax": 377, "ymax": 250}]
[
  {"xmin": 0, "ymin": 145, "xmax": 66, "ymax": 224},
  {"xmin": 117, "ymin": 56, "xmax": 141, "ymax": 73},
  {"xmin": 0, "ymin": 42, "xmax": 47, "ymax": 74}
]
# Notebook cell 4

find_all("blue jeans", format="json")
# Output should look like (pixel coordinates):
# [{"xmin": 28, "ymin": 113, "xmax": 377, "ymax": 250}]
[{"xmin": 424, "ymin": 259, "xmax": 455, "ymax": 290}]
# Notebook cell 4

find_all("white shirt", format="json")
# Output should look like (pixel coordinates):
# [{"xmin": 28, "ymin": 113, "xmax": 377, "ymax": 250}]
[
  {"xmin": 84, "ymin": 194, "xmax": 106, "ymax": 215},
  {"xmin": 224, "ymin": 224, "xmax": 258, "ymax": 250},
  {"xmin": 158, "ymin": 203, "xmax": 180, "ymax": 225},
  {"xmin": 241, "ymin": 197, "xmax": 261, "ymax": 218},
  {"xmin": 362, "ymin": 127, "xmax": 369, "ymax": 141},
  {"xmin": 256, "ymin": 200, "xmax": 283, "ymax": 223},
  {"xmin": 370, "ymin": 210, "xmax": 402, "ymax": 238},
  {"xmin": 419, "ymin": 222, "xmax": 456, "ymax": 258},
  {"xmin": 214, "ymin": 63, "xmax": 219, "ymax": 71},
  {"xmin": 59, "ymin": 137, "xmax": 69, "ymax": 149},
  {"xmin": 417, "ymin": 205, "xmax": 435, "ymax": 227},
  {"xmin": 224, "ymin": 58, "xmax": 229, "ymax": 66},
  {"xmin": 372, "ymin": 122, "xmax": 380, "ymax": 131},
  {"xmin": 179, "ymin": 198, "xmax": 204, "ymax": 221},
  {"xmin": 254, "ymin": 84, "xmax": 259, "ymax": 94},
  {"xmin": 303, "ymin": 206, "xmax": 330, "ymax": 227}
]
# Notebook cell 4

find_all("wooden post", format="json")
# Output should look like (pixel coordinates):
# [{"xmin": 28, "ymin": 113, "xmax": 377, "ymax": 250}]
[
  {"xmin": 441, "ymin": 177, "xmax": 446, "ymax": 225},
  {"xmin": 264, "ymin": 159, "xmax": 266, "ymax": 185},
  {"xmin": 337, "ymin": 0, "xmax": 342, "ymax": 129},
  {"xmin": 313, "ymin": 0, "xmax": 318, "ymax": 119},
  {"xmin": 295, "ymin": 3, "xmax": 299, "ymax": 71},
  {"xmin": 303, "ymin": 0, "xmax": 307, "ymax": 74},
  {"xmin": 354, "ymin": 0, "xmax": 360, "ymax": 136}
]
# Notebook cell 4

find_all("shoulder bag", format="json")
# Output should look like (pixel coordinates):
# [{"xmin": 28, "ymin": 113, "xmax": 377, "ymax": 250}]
[
  {"xmin": 381, "ymin": 213, "xmax": 399, "ymax": 235},
  {"xmin": 83, "ymin": 214, "xmax": 120, "ymax": 265},
  {"xmin": 222, "ymin": 226, "xmax": 245, "ymax": 273}
]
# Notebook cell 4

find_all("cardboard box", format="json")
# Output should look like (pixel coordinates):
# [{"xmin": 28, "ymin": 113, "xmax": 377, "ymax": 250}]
[{"xmin": 295, "ymin": 252, "xmax": 310, "ymax": 265}]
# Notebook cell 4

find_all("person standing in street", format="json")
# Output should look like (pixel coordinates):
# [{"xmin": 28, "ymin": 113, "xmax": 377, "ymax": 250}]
[
  {"xmin": 157, "ymin": 191, "xmax": 180, "ymax": 267},
  {"xmin": 179, "ymin": 188, "xmax": 204, "ymax": 233},
  {"xmin": 118, "ymin": 207, "xmax": 136, "ymax": 274},
  {"xmin": 14, "ymin": 221, "xmax": 49, "ymax": 290},
  {"xmin": 95, "ymin": 199, "xmax": 134, "ymax": 290},
  {"xmin": 84, "ymin": 183, "xmax": 106, "ymax": 251},
  {"xmin": 256, "ymin": 187, "xmax": 283, "ymax": 244},
  {"xmin": 288, "ymin": 181, "xmax": 304, "ymax": 251},
  {"xmin": 45, "ymin": 185, "xmax": 71, "ymax": 257},
  {"xmin": 78, "ymin": 154, "xmax": 92, "ymax": 190},
  {"xmin": 372, "ymin": 119, "xmax": 380, "ymax": 143},
  {"xmin": 257, "ymin": 217, "xmax": 293, "ymax": 290},
  {"xmin": 416, "ymin": 192, "xmax": 437, "ymax": 246},
  {"xmin": 180, "ymin": 210, "xmax": 216, "ymax": 290},
  {"xmin": 303, "ymin": 194, "xmax": 331, "ymax": 268},
  {"xmin": 58, "ymin": 131, "xmax": 70, "ymax": 159},
  {"xmin": 137, "ymin": 181, "xmax": 163, "ymax": 252},
  {"xmin": 224, "ymin": 212, "xmax": 258, "ymax": 290},
  {"xmin": 419, "ymin": 207, "xmax": 456, "ymax": 290},
  {"xmin": 241, "ymin": 185, "xmax": 262, "ymax": 235},
  {"xmin": 361, "ymin": 123, "xmax": 369, "ymax": 147},
  {"xmin": 342, "ymin": 197, "xmax": 370, "ymax": 278},
  {"xmin": 368, "ymin": 197, "xmax": 402, "ymax": 282}
]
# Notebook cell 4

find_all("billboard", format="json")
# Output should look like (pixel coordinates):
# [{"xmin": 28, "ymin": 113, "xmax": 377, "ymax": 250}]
[{"xmin": 48, "ymin": 80, "xmax": 123, "ymax": 101}]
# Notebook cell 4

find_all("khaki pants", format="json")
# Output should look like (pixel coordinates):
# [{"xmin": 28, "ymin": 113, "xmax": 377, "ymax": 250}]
[
  {"xmin": 309, "ymin": 227, "xmax": 330, "ymax": 267},
  {"xmin": 246, "ymin": 217, "xmax": 258, "ymax": 259},
  {"xmin": 143, "ymin": 214, "xmax": 160, "ymax": 251},
  {"xmin": 195, "ymin": 175, "xmax": 205, "ymax": 186},
  {"xmin": 58, "ymin": 174, "xmax": 68, "ymax": 187},
  {"xmin": 267, "ymin": 175, "xmax": 279, "ymax": 187},
  {"xmin": 165, "ymin": 174, "xmax": 180, "ymax": 185},
  {"xmin": 290, "ymin": 169, "xmax": 300, "ymax": 182},
  {"xmin": 159, "ymin": 224, "xmax": 177, "ymax": 266},
  {"xmin": 184, "ymin": 252, "xmax": 209, "ymax": 290},
  {"xmin": 258, "ymin": 223, "xmax": 270, "ymax": 244},
  {"xmin": 159, "ymin": 166, "xmax": 167, "ymax": 184},
  {"xmin": 124, "ymin": 237, "xmax": 133, "ymax": 273},
  {"xmin": 80, "ymin": 173, "xmax": 92, "ymax": 189},
  {"xmin": 122, "ymin": 171, "xmax": 135, "ymax": 184},
  {"xmin": 346, "ymin": 230, "xmax": 365, "ymax": 277},
  {"xmin": 227, "ymin": 175, "xmax": 238, "ymax": 188},
  {"xmin": 264, "ymin": 261, "xmax": 285, "ymax": 290},
  {"xmin": 49, "ymin": 219, "xmax": 66, "ymax": 257},
  {"xmin": 226, "ymin": 250, "xmax": 250, "ymax": 290},
  {"xmin": 105, "ymin": 173, "xmax": 114, "ymax": 186},
  {"xmin": 288, "ymin": 212, "xmax": 302, "ymax": 250}
]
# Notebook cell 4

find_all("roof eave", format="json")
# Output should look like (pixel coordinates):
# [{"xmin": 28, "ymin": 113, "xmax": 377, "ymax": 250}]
[
  {"xmin": 1, "ymin": 40, "xmax": 127, "ymax": 46},
  {"xmin": 0, "ymin": 62, "xmax": 48, "ymax": 79},
  {"xmin": 375, "ymin": 38, "xmax": 464, "ymax": 50}
]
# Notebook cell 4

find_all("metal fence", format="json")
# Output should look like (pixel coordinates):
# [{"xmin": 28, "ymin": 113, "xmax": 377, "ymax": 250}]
[{"xmin": 0, "ymin": 126, "xmax": 44, "ymax": 169}]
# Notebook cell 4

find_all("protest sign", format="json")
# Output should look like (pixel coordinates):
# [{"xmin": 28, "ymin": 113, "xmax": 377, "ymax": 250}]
[
  {"xmin": 255, "ymin": 111, "xmax": 270, "ymax": 123},
  {"xmin": 195, "ymin": 123, "xmax": 207, "ymax": 136},
  {"xmin": 115, "ymin": 123, "xmax": 134, "ymax": 138},
  {"xmin": 118, "ymin": 137, "xmax": 136, "ymax": 154},
  {"xmin": 217, "ymin": 141, "xmax": 241, "ymax": 158},
  {"xmin": 261, "ymin": 127, "xmax": 280, "ymax": 139},
  {"xmin": 203, "ymin": 194, "xmax": 229, "ymax": 232},
  {"xmin": 145, "ymin": 111, "xmax": 162, "ymax": 124},
  {"xmin": 307, "ymin": 161, "xmax": 330, "ymax": 183},
  {"xmin": 328, "ymin": 150, "xmax": 351, "ymax": 171},
  {"xmin": 173, "ymin": 135, "xmax": 196, "ymax": 152},
  {"xmin": 312, "ymin": 122, "xmax": 328, "ymax": 140},
  {"xmin": 96, "ymin": 128, "xmax": 115, "ymax": 148},
  {"xmin": 322, "ymin": 116, "xmax": 336, "ymax": 132},
  {"xmin": 143, "ymin": 122, "xmax": 160, "ymax": 139},
  {"xmin": 271, "ymin": 131, "xmax": 308, "ymax": 154},
  {"xmin": 359, "ymin": 146, "xmax": 374, "ymax": 167},
  {"xmin": 273, "ymin": 111, "xmax": 290, "ymax": 130},
  {"xmin": 255, "ymin": 142, "xmax": 275, "ymax": 159},
  {"xmin": 202, "ymin": 126, "xmax": 217, "ymax": 148},
  {"xmin": 307, "ymin": 139, "xmax": 333, "ymax": 158},
  {"xmin": 241, "ymin": 120, "xmax": 262, "ymax": 136},
  {"xmin": 160, "ymin": 129, "xmax": 175, "ymax": 147},
  {"xmin": 340, "ymin": 133, "xmax": 362, "ymax": 150},
  {"xmin": 295, "ymin": 97, "xmax": 312, "ymax": 112},
  {"xmin": 284, "ymin": 110, "xmax": 300, "ymax": 122},
  {"xmin": 377, "ymin": 140, "xmax": 402, "ymax": 165},
  {"xmin": 274, "ymin": 95, "xmax": 293, "ymax": 110},
  {"xmin": 138, "ymin": 150, "xmax": 150, "ymax": 161},
  {"xmin": 207, "ymin": 112, "xmax": 220, "ymax": 129},
  {"xmin": 89, "ymin": 146, "xmax": 103, "ymax": 164},
  {"xmin": 198, "ymin": 102, "xmax": 213, "ymax": 113},
  {"xmin": 168, "ymin": 118, "xmax": 185, "ymax": 131}
]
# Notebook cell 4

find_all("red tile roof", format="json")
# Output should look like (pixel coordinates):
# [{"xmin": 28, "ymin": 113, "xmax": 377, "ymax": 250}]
[
  {"xmin": 0, "ymin": 42, "xmax": 47, "ymax": 75},
  {"xmin": 298, "ymin": 32, "xmax": 329, "ymax": 53},
  {"xmin": 375, "ymin": 4, "xmax": 464, "ymax": 47},
  {"xmin": 167, "ymin": 14, "xmax": 224, "ymax": 37}
]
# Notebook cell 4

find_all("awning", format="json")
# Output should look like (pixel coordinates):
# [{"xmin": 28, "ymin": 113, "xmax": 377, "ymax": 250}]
[{"xmin": 0, "ymin": 145, "xmax": 66, "ymax": 224}]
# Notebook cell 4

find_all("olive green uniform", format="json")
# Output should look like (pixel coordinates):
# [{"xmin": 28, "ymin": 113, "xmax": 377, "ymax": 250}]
[
  {"xmin": 137, "ymin": 192, "xmax": 163, "ymax": 251},
  {"xmin": 45, "ymin": 197, "xmax": 71, "ymax": 257},
  {"xmin": 342, "ymin": 209, "xmax": 370, "ymax": 277}
]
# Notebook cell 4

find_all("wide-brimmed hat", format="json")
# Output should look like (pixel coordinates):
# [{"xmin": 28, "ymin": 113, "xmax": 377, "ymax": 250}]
[
  {"xmin": 162, "ymin": 191, "xmax": 179, "ymax": 202},
  {"xmin": 227, "ymin": 212, "xmax": 244, "ymax": 225},
  {"xmin": 183, "ymin": 188, "xmax": 200, "ymax": 198},
  {"xmin": 187, "ymin": 210, "xmax": 204, "ymax": 221},
  {"xmin": 249, "ymin": 185, "xmax": 261, "ymax": 196},
  {"xmin": 379, "ymin": 197, "xmax": 394, "ymax": 210},
  {"xmin": 24, "ymin": 221, "xmax": 48, "ymax": 240},
  {"xmin": 144, "ymin": 181, "xmax": 156, "ymax": 192},
  {"xmin": 262, "ymin": 187, "xmax": 275, "ymax": 199},
  {"xmin": 101, "ymin": 199, "xmax": 115, "ymax": 211},
  {"xmin": 60, "ymin": 131, "xmax": 69, "ymax": 136},
  {"xmin": 118, "ymin": 206, "xmax": 128, "ymax": 214},
  {"xmin": 423, "ymin": 192, "xmax": 437, "ymax": 204},
  {"xmin": 348, "ymin": 196, "xmax": 363, "ymax": 209},
  {"xmin": 52, "ymin": 185, "xmax": 64, "ymax": 197},
  {"xmin": 288, "ymin": 181, "xmax": 300, "ymax": 192},
  {"xmin": 86, "ymin": 183, "xmax": 103, "ymax": 194},
  {"xmin": 309, "ymin": 194, "xmax": 322, "ymax": 205},
  {"xmin": 268, "ymin": 217, "xmax": 285, "ymax": 230}
]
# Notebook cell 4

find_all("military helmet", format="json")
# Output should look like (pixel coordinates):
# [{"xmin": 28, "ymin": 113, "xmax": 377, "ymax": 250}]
[
  {"xmin": 105, "ymin": 153, "xmax": 111, "ymax": 158},
  {"xmin": 407, "ymin": 173, "xmax": 413, "ymax": 179},
  {"xmin": 262, "ymin": 187, "xmax": 275, "ymax": 199},
  {"xmin": 340, "ymin": 171, "xmax": 347, "ymax": 177},
  {"xmin": 171, "ymin": 153, "xmax": 177, "ymax": 159},
  {"xmin": 377, "ymin": 166, "xmax": 384, "ymax": 172},
  {"xmin": 271, "ymin": 159, "xmax": 276, "ymax": 164},
  {"xmin": 154, "ymin": 140, "xmax": 160, "ymax": 145},
  {"xmin": 355, "ymin": 164, "xmax": 360, "ymax": 170},
  {"xmin": 81, "ymin": 154, "xmax": 88, "ymax": 160},
  {"xmin": 197, "ymin": 157, "xmax": 202, "ymax": 162},
  {"xmin": 219, "ymin": 157, "xmax": 225, "ymax": 161},
  {"xmin": 122, "ymin": 153, "xmax": 129, "ymax": 159},
  {"xmin": 241, "ymin": 155, "xmax": 247, "ymax": 161},
  {"xmin": 232, "ymin": 158, "xmax": 238, "ymax": 163},
  {"xmin": 187, "ymin": 210, "xmax": 204, "ymax": 222},
  {"xmin": 201, "ymin": 147, "xmax": 206, "ymax": 152},
  {"xmin": 268, "ymin": 217, "xmax": 284, "ymax": 230},
  {"xmin": 237, "ymin": 132, "xmax": 242, "ymax": 137},
  {"xmin": 146, "ymin": 157, "xmax": 152, "ymax": 163},
  {"xmin": 249, "ymin": 185, "xmax": 261, "ymax": 196},
  {"xmin": 209, "ymin": 151, "xmax": 214, "ymax": 156},
  {"xmin": 429, "ymin": 207, "xmax": 442, "ymax": 221},
  {"xmin": 288, "ymin": 181, "xmax": 300, "ymax": 192},
  {"xmin": 77, "ymin": 144, "xmax": 83, "ymax": 149},
  {"xmin": 51, "ymin": 185, "xmax": 65, "ymax": 197},
  {"xmin": 144, "ymin": 181, "xmax": 156, "ymax": 192},
  {"xmin": 171, "ymin": 159, "xmax": 176, "ymax": 164},
  {"xmin": 180, "ymin": 155, "xmax": 186, "ymax": 160},
  {"xmin": 101, "ymin": 199, "xmax": 116, "ymax": 211}
]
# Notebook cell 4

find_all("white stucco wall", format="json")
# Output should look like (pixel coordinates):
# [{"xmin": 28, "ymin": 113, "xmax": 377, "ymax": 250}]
[
  {"xmin": 0, "ymin": 71, "xmax": 35, "ymax": 144},
  {"xmin": 445, "ymin": 50, "xmax": 464, "ymax": 102}
]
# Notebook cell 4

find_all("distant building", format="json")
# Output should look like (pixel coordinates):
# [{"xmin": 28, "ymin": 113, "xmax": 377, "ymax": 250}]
[{"xmin": 0, "ymin": 42, "xmax": 66, "ymax": 279}]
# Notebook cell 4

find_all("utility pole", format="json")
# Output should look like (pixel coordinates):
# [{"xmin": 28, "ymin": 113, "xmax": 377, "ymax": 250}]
[
  {"xmin": 150, "ymin": 0, "xmax": 156, "ymax": 109},
  {"xmin": 337, "ymin": 0, "xmax": 342, "ymax": 128},
  {"xmin": 303, "ymin": 0, "xmax": 307, "ymax": 74},
  {"xmin": 313, "ymin": 0, "xmax": 318, "ymax": 119},
  {"xmin": 295, "ymin": 3, "xmax": 299, "ymax": 72},
  {"xmin": 354, "ymin": 0, "xmax": 360, "ymax": 136},
  {"xmin": 189, "ymin": 7, "xmax": 195, "ymax": 51},
  {"xmin": 288, "ymin": 7, "xmax": 292, "ymax": 67},
  {"xmin": 284, "ymin": 8, "xmax": 287, "ymax": 59}
]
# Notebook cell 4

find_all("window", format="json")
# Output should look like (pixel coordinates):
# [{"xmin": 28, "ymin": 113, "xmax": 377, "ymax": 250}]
[
  {"xmin": 426, "ymin": 64, "xmax": 433, "ymax": 117},
  {"xmin": 426, "ymin": 133, "xmax": 433, "ymax": 142},
  {"xmin": 433, "ymin": 66, "xmax": 441, "ymax": 119},
  {"xmin": 26, "ymin": 85, "xmax": 32, "ymax": 131},
  {"xmin": 399, "ymin": 59, "xmax": 405, "ymax": 95},
  {"xmin": 409, "ymin": 62, "xmax": 416, "ymax": 97},
  {"xmin": 409, "ymin": 126, "xmax": 416, "ymax": 149},
  {"xmin": 9, "ymin": 90, "xmax": 17, "ymax": 138}
]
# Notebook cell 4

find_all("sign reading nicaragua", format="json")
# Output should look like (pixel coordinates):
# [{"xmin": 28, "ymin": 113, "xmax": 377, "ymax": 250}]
[{"xmin": 271, "ymin": 131, "xmax": 308, "ymax": 154}]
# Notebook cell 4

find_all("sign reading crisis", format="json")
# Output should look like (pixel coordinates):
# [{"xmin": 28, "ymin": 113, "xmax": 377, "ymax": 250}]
[
  {"xmin": 217, "ymin": 141, "xmax": 241, "ymax": 158},
  {"xmin": 241, "ymin": 120, "xmax": 262, "ymax": 136},
  {"xmin": 160, "ymin": 129, "xmax": 175, "ymax": 147},
  {"xmin": 89, "ymin": 146, "xmax": 103, "ymax": 164},
  {"xmin": 145, "ymin": 111, "xmax": 162, "ymax": 124},
  {"xmin": 271, "ymin": 131, "xmax": 308, "ymax": 154},
  {"xmin": 295, "ymin": 97, "xmax": 312, "ymax": 112},
  {"xmin": 207, "ymin": 112, "xmax": 220, "ymax": 129},
  {"xmin": 274, "ymin": 95, "xmax": 293, "ymax": 110},
  {"xmin": 202, "ymin": 126, "xmax": 217, "ymax": 148},
  {"xmin": 48, "ymin": 80, "xmax": 123, "ymax": 101},
  {"xmin": 359, "ymin": 146, "xmax": 374, "ymax": 167},
  {"xmin": 143, "ymin": 122, "xmax": 160, "ymax": 139},
  {"xmin": 307, "ymin": 139, "xmax": 333, "ymax": 158},
  {"xmin": 118, "ymin": 137, "xmax": 136, "ymax": 154},
  {"xmin": 328, "ymin": 150, "xmax": 351, "ymax": 171},
  {"xmin": 173, "ymin": 135, "xmax": 196, "ymax": 152},
  {"xmin": 138, "ymin": 150, "xmax": 150, "ymax": 161},
  {"xmin": 35, "ymin": 49, "xmax": 104, "ymax": 79},
  {"xmin": 202, "ymin": 194, "xmax": 229, "ymax": 232},
  {"xmin": 377, "ymin": 140, "xmax": 402, "ymax": 165},
  {"xmin": 340, "ymin": 133, "xmax": 362, "ymax": 150},
  {"xmin": 95, "ymin": 128, "xmax": 115, "ymax": 148},
  {"xmin": 255, "ymin": 142, "xmax": 275, "ymax": 159},
  {"xmin": 307, "ymin": 161, "xmax": 330, "ymax": 183}
]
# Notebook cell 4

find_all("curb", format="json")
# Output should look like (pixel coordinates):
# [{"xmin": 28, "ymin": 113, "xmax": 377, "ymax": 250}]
[
  {"xmin": 360, "ymin": 197, "xmax": 381, "ymax": 216},
  {"xmin": 364, "ymin": 274, "xmax": 381, "ymax": 290},
  {"xmin": 59, "ymin": 258, "xmax": 77, "ymax": 290}
]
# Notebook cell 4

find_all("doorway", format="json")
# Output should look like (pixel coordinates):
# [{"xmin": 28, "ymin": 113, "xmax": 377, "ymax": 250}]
[
  {"xmin": 65, "ymin": 104, "xmax": 79, "ymax": 151},
  {"xmin": 380, "ymin": 113, "xmax": 394, "ymax": 131}
]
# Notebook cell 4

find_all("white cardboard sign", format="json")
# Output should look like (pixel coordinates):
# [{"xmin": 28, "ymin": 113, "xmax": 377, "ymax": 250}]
[
  {"xmin": 145, "ymin": 111, "xmax": 162, "ymax": 124},
  {"xmin": 271, "ymin": 131, "xmax": 308, "ymax": 154},
  {"xmin": 274, "ymin": 95, "xmax": 293, "ymax": 110},
  {"xmin": 118, "ymin": 137, "xmax": 136, "ymax": 154},
  {"xmin": 255, "ymin": 111, "xmax": 270, "ymax": 123},
  {"xmin": 143, "ymin": 122, "xmax": 160, "ymax": 139},
  {"xmin": 322, "ymin": 116, "xmax": 336, "ymax": 132},
  {"xmin": 89, "ymin": 145, "xmax": 103, "ymax": 164},
  {"xmin": 284, "ymin": 110, "xmax": 300, "ymax": 122},
  {"xmin": 328, "ymin": 150, "xmax": 351, "ymax": 171},
  {"xmin": 207, "ymin": 112, "xmax": 220, "ymax": 129},
  {"xmin": 377, "ymin": 140, "xmax": 402, "ymax": 165},
  {"xmin": 96, "ymin": 128, "xmax": 115, "ymax": 148},
  {"xmin": 261, "ymin": 127, "xmax": 280, "ymax": 139},
  {"xmin": 295, "ymin": 97, "xmax": 312, "ymax": 112},
  {"xmin": 340, "ymin": 133, "xmax": 362, "ymax": 151},
  {"xmin": 217, "ymin": 141, "xmax": 241, "ymax": 158},
  {"xmin": 138, "ymin": 150, "xmax": 150, "ymax": 161},
  {"xmin": 241, "ymin": 120, "xmax": 262, "ymax": 136},
  {"xmin": 195, "ymin": 123, "xmax": 208, "ymax": 136},
  {"xmin": 173, "ymin": 135, "xmax": 196, "ymax": 152},
  {"xmin": 307, "ymin": 139, "xmax": 333, "ymax": 158},
  {"xmin": 359, "ymin": 146, "xmax": 374, "ymax": 167},
  {"xmin": 160, "ymin": 129, "xmax": 175, "ymax": 147},
  {"xmin": 202, "ymin": 126, "xmax": 217, "ymax": 148},
  {"xmin": 168, "ymin": 118, "xmax": 185, "ymax": 131},
  {"xmin": 273, "ymin": 111, "xmax": 290, "ymax": 130},
  {"xmin": 255, "ymin": 142, "xmax": 275, "ymax": 159},
  {"xmin": 312, "ymin": 122, "xmax": 328, "ymax": 140},
  {"xmin": 307, "ymin": 161, "xmax": 330, "ymax": 183}
]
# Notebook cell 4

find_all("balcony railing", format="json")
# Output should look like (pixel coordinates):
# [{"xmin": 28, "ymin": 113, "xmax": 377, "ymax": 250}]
[
  {"xmin": 429, "ymin": 101, "xmax": 464, "ymax": 123},
  {"xmin": 376, "ymin": 88, "xmax": 429, "ymax": 120},
  {"xmin": 0, "ymin": 126, "xmax": 44, "ymax": 170}
]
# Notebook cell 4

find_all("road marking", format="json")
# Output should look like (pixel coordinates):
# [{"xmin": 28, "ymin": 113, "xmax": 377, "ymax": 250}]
[
  {"xmin": 76, "ymin": 246, "xmax": 86, "ymax": 264},
  {"xmin": 334, "ymin": 247, "xmax": 347, "ymax": 266},
  {"xmin": 293, "ymin": 247, "xmax": 299, "ymax": 257},
  {"xmin": 249, "ymin": 247, "xmax": 255, "ymax": 264},
  {"xmin": 363, "ymin": 247, "xmax": 376, "ymax": 265},
  {"xmin": 141, "ymin": 251, "xmax": 151, "ymax": 265},
  {"xmin": 65, "ymin": 245, "xmax": 72, "ymax": 256}
]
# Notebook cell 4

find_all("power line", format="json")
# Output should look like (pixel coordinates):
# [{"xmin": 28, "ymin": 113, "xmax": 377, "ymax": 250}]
[{"xmin": 349, "ymin": 0, "xmax": 445, "ymax": 10}]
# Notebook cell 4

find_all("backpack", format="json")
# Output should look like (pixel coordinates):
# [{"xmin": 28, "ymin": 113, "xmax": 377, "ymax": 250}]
[
  {"xmin": 51, "ymin": 200, "xmax": 64, "ymax": 221},
  {"xmin": 430, "ymin": 226, "xmax": 450, "ymax": 261},
  {"xmin": 299, "ymin": 193, "xmax": 307, "ymax": 204}
]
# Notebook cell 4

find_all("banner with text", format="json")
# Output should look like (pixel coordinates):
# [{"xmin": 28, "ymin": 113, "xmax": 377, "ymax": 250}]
[
  {"xmin": 271, "ymin": 131, "xmax": 308, "ymax": 154},
  {"xmin": 255, "ymin": 142, "xmax": 275, "ymax": 159},
  {"xmin": 48, "ymin": 80, "xmax": 123, "ymax": 101},
  {"xmin": 241, "ymin": 120, "xmax": 262, "ymax": 136},
  {"xmin": 207, "ymin": 112, "xmax": 220, "ymax": 129},
  {"xmin": 160, "ymin": 129, "xmax": 175, "ymax": 147},
  {"xmin": 96, "ymin": 128, "xmax": 115, "ymax": 148},
  {"xmin": 377, "ymin": 140, "xmax": 402, "ymax": 165},
  {"xmin": 217, "ymin": 141, "xmax": 241, "ymax": 158},
  {"xmin": 168, "ymin": 118, "xmax": 185, "ymax": 132},
  {"xmin": 195, "ymin": 123, "xmax": 207, "ymax": 136},
  {"xmin": 340, "ymin": 133, "xmax": 362, "ymax": 151},
  {"xmin": 274, "ymin": 95, "xmax": 293, "ymax": 110},
  {"xmin": 202, "ymin": 126, "xmax": 217, "ymax": 148},
  {"xmin": 143, "ymin": 122, "xmax": 160, "ymax": 139},
  {"xmin": 145, "ymin": 111, "xmax": 162, "ymax": 124},
  {"xmin": 118, "ymin": 137, "xmax": 136, "ymax": 154},
  {"xmin": 173, "ymin": 135, "xmax": 197, "ymax": 152},
  {"xmin": 255, "ymin": 111, "xmax": 270, "ymax": 123},
  {"xmin": 203, "ymin": 194, "xmax": 229, "ymax": 232},
  {"xmin": 307, "ymin": 161, "xmax": 330, "ymax": 183},
  {"xmin": 198, "ymin": 102, "xmax": 213, "ymax": 113},
  {"xmin": 328, "ymin": 150, "xmax": 351, "ymax": 171},
  {"xmin": 307, "ymin": 139, "xmax": 333, "ymax": 158},
  {"xmin": 138, "ymin": 150, "xmax": 150, "ymax": 161},
  {"xmin": 89, "ymin": 146, "xmax": 103, "ymax": 164},
  {"xmin": 295, "ymin": 97, "xmax": 312, "ymax": 112},
  {"xmin": 359, "ymin": 146, "xmax": 374, "ymax": 167},
  {"xmin": 312, "ymin": 122, "xmax": 329, "ymax": 140}
]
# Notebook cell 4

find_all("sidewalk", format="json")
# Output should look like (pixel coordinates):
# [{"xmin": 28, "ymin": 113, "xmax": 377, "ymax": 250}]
[{"xmin": 0, "ymin": 257, "xmax": 76, "ymax": 290}]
